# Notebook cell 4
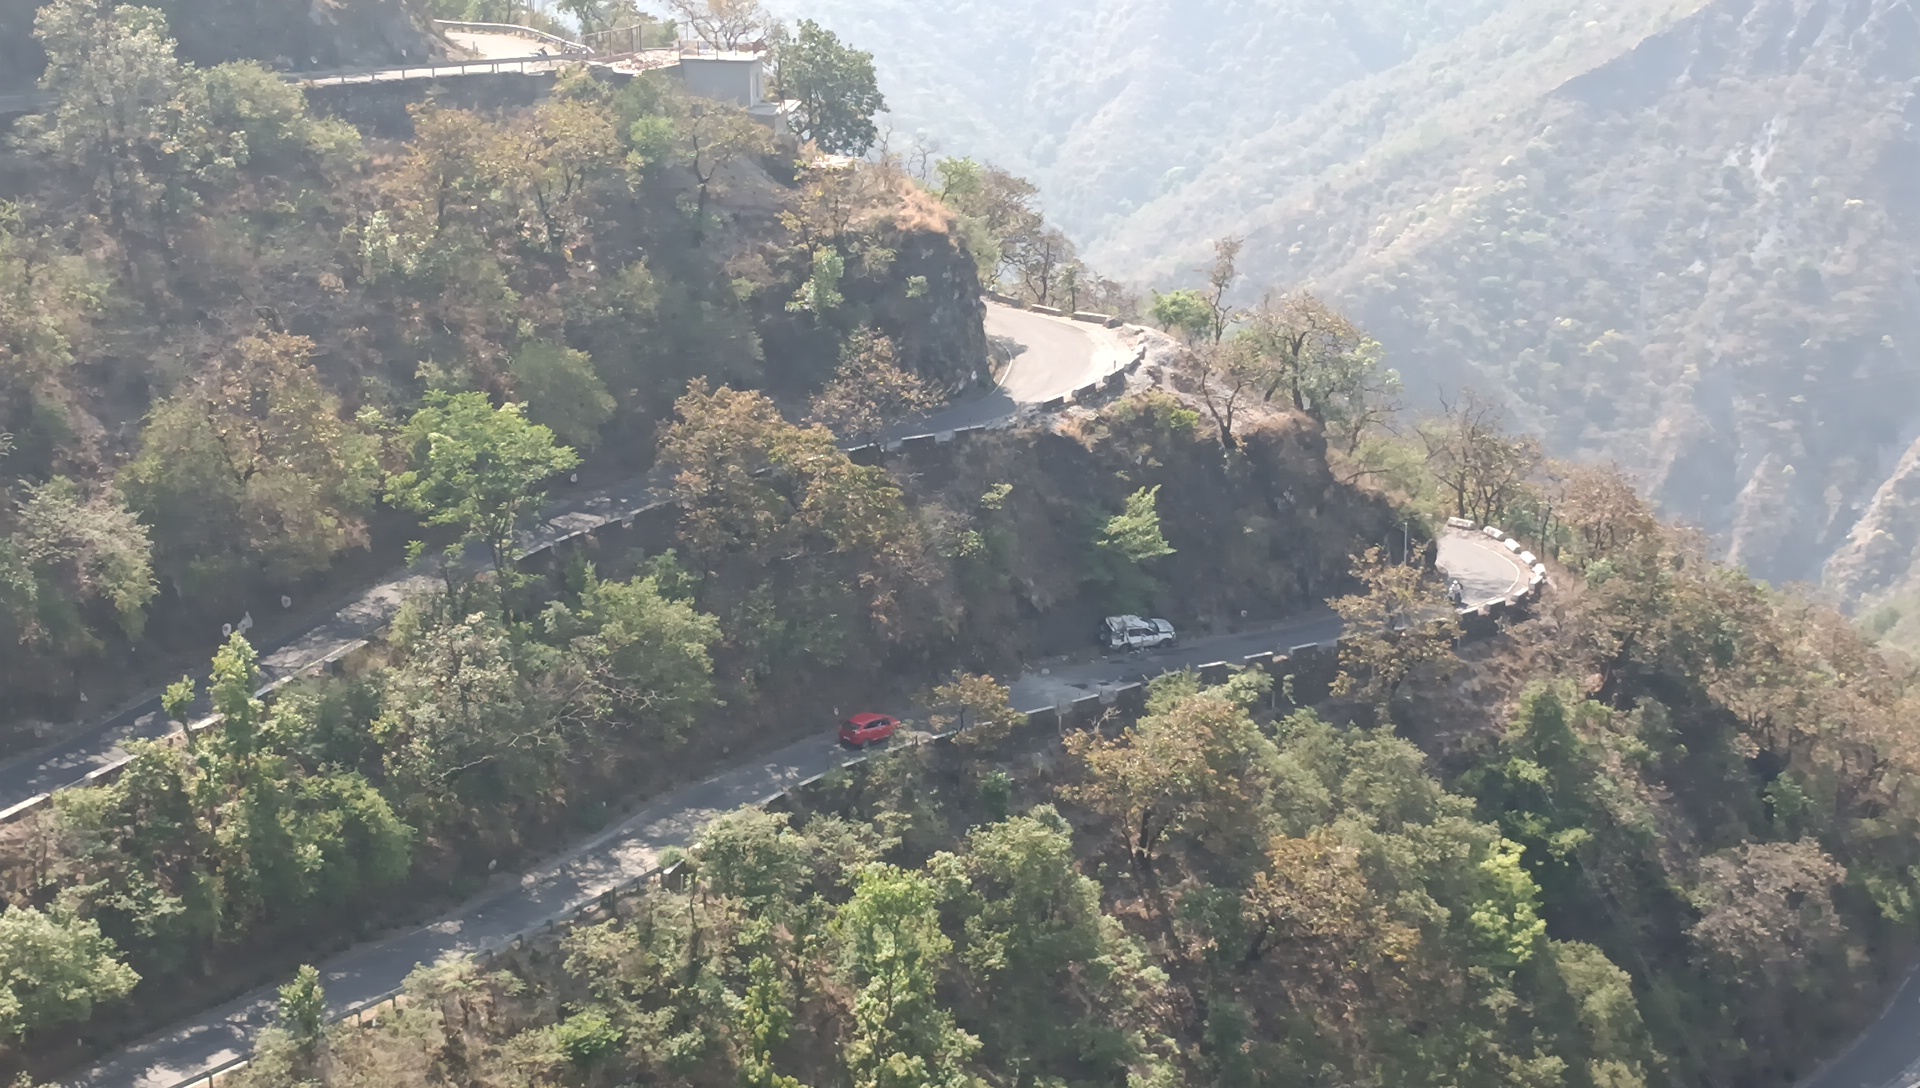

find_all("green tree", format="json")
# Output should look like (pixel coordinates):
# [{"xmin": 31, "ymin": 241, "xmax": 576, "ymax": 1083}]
[
  {"xmin": 201, "ymin": 61, "xmax": 358, "ymax": 169},
  {"xmin": 0, "ymin": 200, "xmax": 96, "ymax": 416},
  {"xmin": 1149, "ymin": 289, "xmax": 1213, "ymax": 343},
  {"xmin": 1089, "ymin": 485, "xmax": 1174, "ymax": 611},
  {"xmin": 938, "ymin": 808, "xmax": 1136, "ymax": 1077},
  {"xmin": 386, "ymin": 391, "xmax": 581, "ymax": 572},
  {"xmin": 276, "ymin": 964, "xmax": 327, "ymax": 1064},
  {"xmin": 374, "ymin": 606, "xmax": 565, "ymax": 821},
  {"xmin": 692, "ymin": 809, "xmax": 816, "ymax": 909},
  {"xmin": 1419, "ymin": 390, "xmax": 1544, "ymax": 527},
  {"xmin": 0, "ymin": 478, "xmax": 155, "ymax": 670},
  {"xmin": 922, "ymin": 672, "xmax": 1022, "ymax": 750},
  {"xmin": 660, "ymin": 381, "xmax": 929, "ymax": 654},
  {"xmin": 933, "ymin": 158, "xmax": 1042, "ymax": 290},
  {"xmin": 543, "ymin": 570, "xmax": 722, "ymax": 742},
  {"xmin": 738, "ymin": 954, "xmax": 804, "ymax": 1088},
  {"xmin": 787, "ymin": 245, "xmax": 846, "ymax": 316},
  {"xmin": 32, "ymin": 0, "xmax": 232, "ymax": 243},
  {"xmin": 667, "ymin": 0, "xmax": 767, "ymax": 50},
  {"xmin": 0, "ymin": 906, "xmax": 139, "ymax": 1043},
  {"xmin": 508, "ymin": 97, "xmax": 624, "ymax": 252},
  {"xmin": 1066, "ymin": 685, "xmax": 1276, "ymax": 881},
  {"xmin": 834, "ymin": 864, "xmax": 980, "ymax": 1088},
  {"xmin": 776, "ymin": 20, "xmax": 887, "ymax": 155},
  {"xmin": 506, "ymin": 341, "xmax": 616, "ymax": 450},
  {"xmin": 1099, "ymin": 486, "xmax": 1174, "ymax": 564},
  {"xmin": 52, "ymin": 637, "xmax": 407, "ymax": 970},
  {"xmin": 676, "ymin": 94, "xmax": 773, "ymax": 223},
  {"xmin": 1241, "ymin": 292, "xmax": 1399, "ymax": 455},
  {"xmin": 1182, "ymin": 335, "xmax": 1267, "ymax": 449}
]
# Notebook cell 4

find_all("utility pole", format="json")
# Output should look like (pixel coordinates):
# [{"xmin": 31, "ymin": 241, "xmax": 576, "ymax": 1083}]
[{"xmin": 1403, "ymin": 520, "xmax": 1410, "ymax": 565}]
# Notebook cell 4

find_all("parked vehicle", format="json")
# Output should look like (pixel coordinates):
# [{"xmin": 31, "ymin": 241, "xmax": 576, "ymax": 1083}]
[
  {"xmin": 839, "ymin": 713, "xmax": 901, "ymax": 748},
  {"xmin": 1100, "ymin": 614, "xmax": 1177, "ymax": 651}
]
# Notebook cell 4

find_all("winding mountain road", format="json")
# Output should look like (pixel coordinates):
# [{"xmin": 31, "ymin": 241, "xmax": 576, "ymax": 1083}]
[
  {"xmin": 56, "ymin": 307, "xmax": 1539, "ymax": 1088},
  {"xmin": 1801, "ymin": 970, "xmax": 1920, "ymax": 1088},
  {"xmin": 0, "ymin": 305, "xmax": 1142, "ymax": 820}
]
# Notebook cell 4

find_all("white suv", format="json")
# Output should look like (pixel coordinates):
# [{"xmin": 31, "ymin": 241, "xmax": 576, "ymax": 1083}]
[{"xmin": 1101, "ymin": 615, "xmax": 1176, "ymax": 651}]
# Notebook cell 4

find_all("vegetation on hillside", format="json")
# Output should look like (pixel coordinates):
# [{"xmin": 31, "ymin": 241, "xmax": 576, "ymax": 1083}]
[
  {"xmin": 792, "ymin": 0, "xmax": 1920, "ymax": 602},
  {"xmin": 6, "ymin": 4, "xmax": 1920, "ymax": 1088},
  {"xmin": 182, "ymin": 469, "xmax": 1920, "ymax": 1088},
  {"xmin": 0, "ymin": 0, "xmax": 941, "ymax": 720},
  {"xmin": 0, "ymin": 359, "xmax": 1393, "ymax": 1076}
]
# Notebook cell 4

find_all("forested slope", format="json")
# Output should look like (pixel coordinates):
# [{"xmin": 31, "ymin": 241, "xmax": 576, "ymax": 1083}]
[
  {"xmin": 0, "ymin": 0, "xmax": 978, "ymax": 724},
  {"xmin": 794, "ymin": 0, "xmax": 1920, "ymax": 599},
  {"xmin": 175, "ymin": 433, "xmax": 1920, "ymax": 1088}
]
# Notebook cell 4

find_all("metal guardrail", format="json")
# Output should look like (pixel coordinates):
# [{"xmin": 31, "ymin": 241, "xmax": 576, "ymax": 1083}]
[
  {"xmin": 432, "ymin": 18, "xmax": 593, "ymax": 56},
  {"xmin": 299, "ymin": 54, "xmax": 568, "ymax": 86}
]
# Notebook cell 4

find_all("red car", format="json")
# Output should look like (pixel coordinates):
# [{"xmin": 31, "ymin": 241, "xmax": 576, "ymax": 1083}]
[{"xmin": 839, "ymin": 713, "xmax": 901, "ymax": 748}]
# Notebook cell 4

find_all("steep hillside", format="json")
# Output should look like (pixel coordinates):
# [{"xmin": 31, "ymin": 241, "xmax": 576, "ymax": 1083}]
[
  {"xmin": 767, "ymin": 0, "xmax": 1514, "ymax": 244},
  {"xmin": 0, "ymin": 0, "xmax": 432, "ymax": 91},
  {"xmin": 1103, "ymin": 0, "xmax": 1920, "ymax": 590},
  {"xmin": 797, "ymin": 0, "xmax": 1920, "ymax": 592}
]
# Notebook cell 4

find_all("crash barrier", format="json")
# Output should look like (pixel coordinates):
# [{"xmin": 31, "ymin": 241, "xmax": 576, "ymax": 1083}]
[
  {"xmin": 153, "ymin": 517, "xmax": 1551, "ymax": 1087},
  {"xmin": 1071, "ymin": 311, "xmax": 1124, "ymax": 327},
  {"xmin": 1454, "ymin": 522, "xmax": 1550, "ymax": 638},
  {"xmin": 1028, "ymin": 304, "xmax": 1064, "ymax": 317},
  {"xmin": 300, "ymin": 54, "xmax": 568, "ymax": 87},
  {"xmin": 985, "ymin": 290, "xmax": 1025, "ymax": 307}
]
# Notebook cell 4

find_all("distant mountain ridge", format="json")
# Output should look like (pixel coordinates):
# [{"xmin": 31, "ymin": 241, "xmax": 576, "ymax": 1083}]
[{"xmin": 787, "ymin": 0, "xmax": 1920, "ymax": 598}]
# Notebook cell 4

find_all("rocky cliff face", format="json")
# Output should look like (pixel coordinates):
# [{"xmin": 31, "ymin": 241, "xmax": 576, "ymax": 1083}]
[
  {"xmin": 855, "ymin": 223, "xmax": 989, "ymax": 393},
  {"xmin": 1827, "ymin": 437, "xmax": 1920, "ymax": 603}
]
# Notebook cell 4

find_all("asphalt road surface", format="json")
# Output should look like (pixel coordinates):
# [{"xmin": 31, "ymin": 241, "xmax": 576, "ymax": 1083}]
[
  {"xmin": 46, "ymin": 301, "xmax": 1543, "ymax": 1087},
  {"xmin": 1799, "ymin": 967, "xmax": 1920, "ymax": 1088},
  {"xmin": 442, "ymin": 29, "xmax": 551, "ymax": 59},
  {"xmin": 1438, "ymin": 528, "xmax": 1534, "ymax": 608},
  {"xmin": 0, "ymin": 304, "xmax": 1137, "ymax": 819},
  {"xmin": 71, "ymin": 530, "xmax": 1531, "ymax": 1087},
  {"xmin": 1008, "ymin": 610, "xmax": 1344, "ymax": 713}
]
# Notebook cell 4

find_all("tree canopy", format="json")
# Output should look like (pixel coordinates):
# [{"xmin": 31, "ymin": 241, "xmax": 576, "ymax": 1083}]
[
  {"xmin": 776, "ymin": 19, "xmax": 887, "ymax": 156},
  {"xmin": 385, "ymin": 392, "xmax": 581, "ymax": 572}
]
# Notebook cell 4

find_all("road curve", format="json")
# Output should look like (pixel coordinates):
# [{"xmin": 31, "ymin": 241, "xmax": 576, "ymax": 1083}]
[
  {"xmin": 1801, "ymin": 966, "xmax": 1920, "ymax": 1088},
  {"xmin": 50, "ymin": 305, "xmax": 1525, "ymax": 1087},
  {"xmin": 1437, "ymin": 528, "xmax": 1533, "ymax": 608},
  {"xmin": 68, "ymin": 593, "xmax": 1438, "ymax": 1086},
  {"xmin": 70, "ymin": 531, "xmax": 1530, "ymax": 1088},
  {"xmin": 0, "ymin": 304, "xmax": 1138, "ymax": 818}
]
